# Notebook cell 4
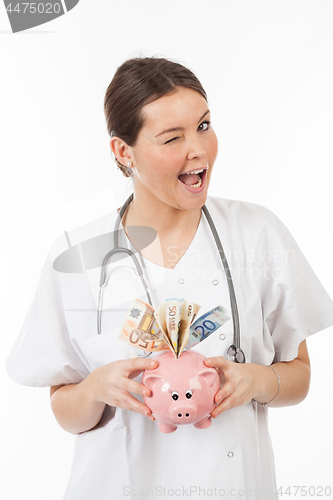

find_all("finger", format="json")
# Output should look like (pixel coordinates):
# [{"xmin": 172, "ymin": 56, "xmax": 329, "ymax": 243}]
[
  {"xmin": 214, "ymin": 382, "xmax": 234, "ymax": 405},
  {"xmin": 129, "ymin": 362, "xmax": 161, "ymax": 380},
  {"xmin": 204, "ymin": 356, "xmax": 228, "ymax": 370},
  {"xmin": 211, "ymin": 395, "xmax": 236, "ymax": 418},
  {"xmin": 113, "ymin": 398, "xmax": 155, "ymax": 420},
  {"xmin": 112, "ymin": 398, "xmax": 131, "ymax": 410},
  {"xmin": 113, "ymin": 390, "xmax": 155, "ymax": 420},
  {"xmin": 121, "ymin": 358, "xmax": 159, "ymax": 376},
  {"xmin": 212, "ymin": 387, "xmax": 248, "ymax": 417},
  {"xmin": 121, "ymin": 377, "xmax": 152, "ymax": 397}
]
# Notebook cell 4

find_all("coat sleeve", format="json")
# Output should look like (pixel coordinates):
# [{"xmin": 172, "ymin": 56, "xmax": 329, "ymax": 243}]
[
  {"xmin": 258, "ymin": 206, "xmax": 333, "ymax": 362},
  {"xmin": 6, "ymin": 252, "xmax": 90, "ymax": 387}
]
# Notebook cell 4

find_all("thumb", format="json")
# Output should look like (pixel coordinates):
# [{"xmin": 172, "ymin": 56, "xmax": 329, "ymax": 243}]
[{"xmin": 204, "ymin": 356, "xmax": 228, "ymax": 370}]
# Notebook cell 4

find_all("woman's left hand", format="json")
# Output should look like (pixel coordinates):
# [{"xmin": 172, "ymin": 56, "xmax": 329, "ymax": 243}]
[{"xmin": 204, "ymin": 356, "xmax": 260, "ymax": 418}]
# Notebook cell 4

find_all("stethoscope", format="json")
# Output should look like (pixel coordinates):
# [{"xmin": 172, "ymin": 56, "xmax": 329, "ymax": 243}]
[{"xmin": 97, "ymin": 194, "xmax": 246, "ymax": 364}]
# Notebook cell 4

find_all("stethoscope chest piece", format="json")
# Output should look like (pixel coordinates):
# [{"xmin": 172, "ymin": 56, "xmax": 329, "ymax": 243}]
[{"xmin": 227, "ymin": 344, "xmax": 246, "ymax": 364}]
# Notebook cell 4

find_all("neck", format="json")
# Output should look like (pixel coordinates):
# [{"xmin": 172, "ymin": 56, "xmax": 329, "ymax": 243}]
[
  {"xmin": 121, "ymin": 189, "xmax": 205, "ymax": 269},
  {"xmin": 124, "ymin": 192, "xmax": 202, "ymax": 235}
]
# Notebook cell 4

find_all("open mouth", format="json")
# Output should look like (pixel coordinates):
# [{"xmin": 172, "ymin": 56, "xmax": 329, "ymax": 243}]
[{"xmin": 178, "ymin": 168, "xmax": 207, "ymax": 189}]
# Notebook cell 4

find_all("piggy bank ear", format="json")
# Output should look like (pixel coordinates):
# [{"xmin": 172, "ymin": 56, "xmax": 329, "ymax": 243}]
[
  {"xmin": 198, "ymin": 368, "xmax": 218, "ymax": 387},
  {"xmin": 143, "ymin": 372, "xmax": 163, "ymax": 390}
]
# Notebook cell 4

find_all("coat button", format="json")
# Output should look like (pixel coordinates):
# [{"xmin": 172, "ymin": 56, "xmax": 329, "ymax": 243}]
[
  {"xmin": 219, "ymin": 333, "xmax": 226, "ymax": 341},
  {"xmin": 227, "ymin": 452, "xmax": 234, "ymax": 458},
  {"xmin": 212, "ymin": 279, "xmax": 219, "ymax": 285},
  {"xmin": 178, "ymin": 278, "xmax": 184, "ymax": 284}
]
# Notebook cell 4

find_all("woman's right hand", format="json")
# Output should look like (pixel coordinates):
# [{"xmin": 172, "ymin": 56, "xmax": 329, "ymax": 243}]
[{"xmin": 85, "ymin": 357, "xmax": 159, "ymax": 421}]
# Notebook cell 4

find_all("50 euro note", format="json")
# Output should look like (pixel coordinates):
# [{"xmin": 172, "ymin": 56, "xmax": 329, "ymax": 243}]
[
  {"xmin": 177, "ymin": 300, "xmax": 201, "ymax": 356},
  {"xmin": 166, "ymin": 298, "xmax": 182, "ymax": 354},
  {"xmin": 154, "ymin": 298, "xmax": 201, "ymax": 358},
  {"xmin": 118, "ymin": 298, "xmax": 170, "ymax": 352}
]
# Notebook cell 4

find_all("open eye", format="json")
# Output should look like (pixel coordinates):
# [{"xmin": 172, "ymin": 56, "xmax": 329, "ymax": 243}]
[
  {"xmin": 198, "ymin": 121, "xmax": 211, "ymax": 132},
  {"xmin": 171, "ymin": 391, "xmax": 179, "ymax": 401},
  {"xmin": 185, "ymin": 390, "xmax": 193, "ymax": 399}
]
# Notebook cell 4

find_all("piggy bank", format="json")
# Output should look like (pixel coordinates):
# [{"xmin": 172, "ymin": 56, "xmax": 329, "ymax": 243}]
[{"xmin": 142, "ymin": 350, "xmax": 220, "ymax": 433}]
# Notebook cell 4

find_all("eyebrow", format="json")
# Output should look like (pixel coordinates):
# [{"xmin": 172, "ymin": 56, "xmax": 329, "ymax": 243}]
[{"xmin": 154, "ymin": 109, "xmax": 210, "ymax": 138}]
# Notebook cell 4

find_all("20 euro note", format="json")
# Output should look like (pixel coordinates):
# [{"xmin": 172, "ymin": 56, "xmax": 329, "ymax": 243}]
[
  {"xmin": 187, "ymin": 305, "xmax": 230, "ymax": 349},
  {"xmin": 118, "ymin": 298, "xmax": 170, "ymax": 352}
]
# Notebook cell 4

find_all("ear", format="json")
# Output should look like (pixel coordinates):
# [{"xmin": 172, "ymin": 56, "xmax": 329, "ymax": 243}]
[
  {"xmin": 143, "ymin": 372, "xmax": 163, "ymax": 390},
  {"xmin": 110, "ymin": 137, "xmax": 133, "ymax": 167},
  {"xmin": 197, "ymin": 368, "xmax": 218, "ymax": 387}
]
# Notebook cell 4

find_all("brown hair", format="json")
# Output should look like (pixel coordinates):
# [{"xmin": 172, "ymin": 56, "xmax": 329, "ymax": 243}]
[{"xmin": 104, "ymin": 57, "xmax": 207, "ymax": 177}]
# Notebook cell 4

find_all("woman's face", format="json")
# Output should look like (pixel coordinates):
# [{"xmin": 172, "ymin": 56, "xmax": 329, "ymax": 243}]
[{"xmin": 128, "ymin": 87, "xmax": 218, "ymax": 212}]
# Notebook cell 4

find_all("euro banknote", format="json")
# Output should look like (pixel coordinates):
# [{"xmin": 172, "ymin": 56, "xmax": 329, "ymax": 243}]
[
  {"xmin": 177, "ymin": 300, "xmax": 201, "ymax": 356},
  {"xmin": 119, "ymin": 299, "xmax": 228, "ymax": 357},
  {"xmin": 187, "ymin": 306, "xmax": 230, "ymax": 349},
  {"xmin": 118, "ymin": 298, "xmax": 170, "ymax": 352},
  {"xmin": 155, "ymin": 298, "xmax": 201, "ymax": 358},
  {"xmin": 165, "ymin": 298, "xmax": 182, "ymax": 354}
]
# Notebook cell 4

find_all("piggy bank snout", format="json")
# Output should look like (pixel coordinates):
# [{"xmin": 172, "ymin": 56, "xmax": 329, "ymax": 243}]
[{"xmin": 170, "ymin": 401, "xmax": 198, "ymax": 423}]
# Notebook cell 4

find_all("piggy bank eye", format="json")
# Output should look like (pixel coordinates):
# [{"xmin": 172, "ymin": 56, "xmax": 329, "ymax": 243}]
[
  {"xmin": 171, "ymin": 391, "xmax": 179, "ymax": 401},
  {"xmin": 185, "ymin": 390, "xmax": 193, "ymax": 399}
]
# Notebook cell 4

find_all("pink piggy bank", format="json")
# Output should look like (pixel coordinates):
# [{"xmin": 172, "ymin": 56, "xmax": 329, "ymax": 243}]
[{"xmin": 142, "ymin": 350, "xmax": 220, "ymax": 433}]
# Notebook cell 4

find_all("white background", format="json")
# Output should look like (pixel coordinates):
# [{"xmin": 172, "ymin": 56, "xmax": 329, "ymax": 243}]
[{"xmin": 1, "ymin": 1, "xmax": 333, "ymax": 499}]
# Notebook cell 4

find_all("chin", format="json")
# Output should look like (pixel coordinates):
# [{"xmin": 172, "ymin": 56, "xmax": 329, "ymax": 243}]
[{"xmin": 177, "ymin": 194, "xmax": 208, "ymax": 212}]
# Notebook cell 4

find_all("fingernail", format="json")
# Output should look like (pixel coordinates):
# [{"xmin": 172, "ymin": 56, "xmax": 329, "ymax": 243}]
[
  {"xmin": 216, "ymin": 395, "xmax": 223, "ymax": 403},
  {"xmin": 150, "ymin": 361, "xmax": 157, "ymax": 367},
  {"xmin": 143, "ymin": 389, "xmax": 150, "ymax": 397}
]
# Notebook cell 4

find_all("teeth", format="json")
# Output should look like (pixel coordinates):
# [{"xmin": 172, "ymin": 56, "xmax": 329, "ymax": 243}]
[
  {"xmin": 186, "ymin": 168, "xmax": 204, "ymax": 175},
  {"xmin": 187, "ymin": 177, "xmax": 202, "ymax": 188}
]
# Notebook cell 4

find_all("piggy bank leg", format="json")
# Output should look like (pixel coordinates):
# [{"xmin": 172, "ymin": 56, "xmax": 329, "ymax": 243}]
[
  {"xmin": 193, "ymin": 416, "xmax": 212, "ymax": 429},
  {"xmin": 158, "ymin": 423, "xmax": 178, "ymax": 433}
]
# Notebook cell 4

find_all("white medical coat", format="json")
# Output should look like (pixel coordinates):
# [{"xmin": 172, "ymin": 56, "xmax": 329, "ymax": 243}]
[{"xmin": 6, "ymin": 197, "xmax": 333, "ymax": 500}]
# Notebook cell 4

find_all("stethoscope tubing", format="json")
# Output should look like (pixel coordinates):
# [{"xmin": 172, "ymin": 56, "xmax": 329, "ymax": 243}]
[{"xmin": 97, "ymin": 194, "xmax": 245, "ymax": 363}]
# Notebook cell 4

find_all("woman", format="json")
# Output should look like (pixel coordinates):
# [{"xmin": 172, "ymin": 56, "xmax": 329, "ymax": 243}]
[{"xmin": 7, "ymin": 57, "xmax": 333, "ymax": 500}]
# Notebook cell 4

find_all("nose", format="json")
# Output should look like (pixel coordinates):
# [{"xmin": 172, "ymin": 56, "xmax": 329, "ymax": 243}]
[
  {"xmin": 170, "ymin": 403, "xmax": 198, "ymax": 423},
  {"xmin": 187, "ymin": 135, "xmax": 206, "ymax": 161}
]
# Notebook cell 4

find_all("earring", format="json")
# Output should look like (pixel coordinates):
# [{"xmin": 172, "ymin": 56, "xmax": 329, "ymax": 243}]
[{"xmin": 127, "ymin": 161, "xmax": 133, "ymax": 167}]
